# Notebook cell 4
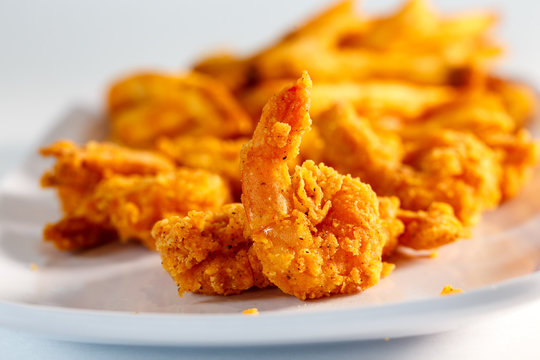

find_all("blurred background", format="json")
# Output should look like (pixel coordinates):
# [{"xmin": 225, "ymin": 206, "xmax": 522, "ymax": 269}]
[{"xmin": 1, "ymin": 0, "xmax": 539, "ymax": 174}]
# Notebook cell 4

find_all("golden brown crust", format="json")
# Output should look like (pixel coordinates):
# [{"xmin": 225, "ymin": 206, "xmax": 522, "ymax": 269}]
[
  {"xmin": 153, "ymin": 203, "xmax": 270, "ymax": 295},
  {"xmin": 41, "ymin": 140, "xmax": 232, "ymax": 251},
  {"xmin": 241, "ymin": 74, "xmax": 386, "ymax": 300},
  {"xmin": 107, "ymin": 72, "xmax": 253, "ymax": 148},
  {"xmin": 156, "ymin": 135, "xmax": 247, "ymax": 197}
]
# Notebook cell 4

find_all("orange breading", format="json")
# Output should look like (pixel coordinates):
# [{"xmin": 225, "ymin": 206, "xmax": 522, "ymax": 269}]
[
  {"xmin": 238, "ymin": 79, "xmax": 456, "ymax": 123},
  {"xmin": 153, "ymin": 203, "xmax": 270, "ymax": 295},
  {"xmin": 397, "ymin": 203, "xmax": 468, "ymax": 250},
  {"xmin": 41, "ymin": 140, "xmax": 232, "ymax": 250},
  {"xmin": 82, "ymin": 170, "xmax": 232, "ymax": 249},
  {"xmin": 40, "ymin": 140, "xmax": 174, "ymax": 189},
  {"xmin": 241, "ymin": 74, "xmax": 388, "ymax": 300},
  {"xmin": 198, "ymin": 0, "xmax": 499, "ymax": 88},
  {"xmin": 107, "ymin": 72, "xmax": 253, "ymax": 148},
  {"xmin": 312, "ymin": 102, "xmax": 501, "ymax": 226},
  {"xmin": 156, "ymin": 135, "xmax": 248, "ymax": 197},
  {"xmin": 43, "ymin": 217, "xmax": 118, "ymax": 251},
  {"xmin": 378, "ymin": 196, "xmax": 405, "ymax": 256}
]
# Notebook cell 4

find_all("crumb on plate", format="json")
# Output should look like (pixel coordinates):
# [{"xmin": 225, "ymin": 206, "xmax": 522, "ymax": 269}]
[
  {"xmin": 440, "ymin": 285, "xmax": 463, "ymax": 296},
  {"xmin": 242, "ymin": 308, "xmax": 259, "ymax": 316}
]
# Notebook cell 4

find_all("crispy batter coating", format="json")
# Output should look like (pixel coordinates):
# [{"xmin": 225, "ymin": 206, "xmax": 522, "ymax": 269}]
[
  {"xmin": 153, "ymin": 203, "xmax": 270, "ymax": 296},
  {"xmin": 41, "ymin": 141, "xmax": 232, "ymax": 250},
  {"xmin": 40, "ymin": 140, "xmax": 174, "ymax": 189},
  {"xmin": 238, "ymin": 79, "xmax": 456, "ymax": 122},
  {"xmin": 197, "ymin": 0, "xmax": 499, "ymax": 89},
  {"xmin": 156, "ymin": 135, "xmax": 247, "ymax": 197},
  {"xmin": 378, "ymin": 196, "xmax": 405, "ymax": 256},
  {"xmin": 107, "ymin": 72, "xmax": 252, "ymax": 148},
  {"xmin": 397, "ymin": 203, "xmax": 468, "ymax": 250},
  {"xmin": 82, "ymin": 170, "xmax": 232, "ymax": 249},
  {"xmin": 313, "ymin": 103, "xmax": 501, "ymax": 226},
  {"xmin": 241, "ymin": 74, "xmax": 387, "ymax": 300},
  {"xmin": 399, "ymin": 92, "xmax": 539, "ymax": 201},
  {"xmin": 193, "ymin": 53, "xmax": 254, "ymax": 93},
  {"xmin": 483, "ymin": 130, "xmax": 540, "ymax": 200},
  {"xmin": 43, "ymin": 217, "xmax": 118, "ymax": 251},
  {"xmin": 153, "ymin": 195, "xmax": 405, "ymax": 297}
]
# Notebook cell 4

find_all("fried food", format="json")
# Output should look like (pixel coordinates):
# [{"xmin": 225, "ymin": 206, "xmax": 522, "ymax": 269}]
[
  {"xmin": 239, "ymin": 79, "xmax": 457, "ymax": 122},
  {"xmin": 43, "ymin": 217, "xmax": 119, "ymax": 251},
  {"xmin": 197, "ymin": 0, "xmax": 499, "ymax": 88},
  {"xmin": 40, "ymin": 0, "xmax": 540, "ymax": 302},
  {"xmin": 41, "ymin": 140, "xmax": 175, "ymax": 189},
  {"xmin": 156, "ymin": 135, "xmax": 247, "ymax": 197},
  {"xmin": 240, "ymin": 74, "xmax": 390, "ymax": 300},
  {"xmin": 41, "ymin": 140, "xmax": 232, "ymax": 250},
  {"xmin": 153, "ymin": 203, "xmax": 270, "ymax": 296},
  {"xmin": 107, "ymin": 72, "xmax": 252, "ymax": 148},
  {"xmin": 312, "ymin": 103, "xmax": 501, "ymax": 226}
]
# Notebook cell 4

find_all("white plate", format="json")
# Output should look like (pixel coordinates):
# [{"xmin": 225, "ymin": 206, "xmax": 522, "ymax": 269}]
[{"xmin": 0, "ymin": 107, "xmax": 539, "ymax": 346}]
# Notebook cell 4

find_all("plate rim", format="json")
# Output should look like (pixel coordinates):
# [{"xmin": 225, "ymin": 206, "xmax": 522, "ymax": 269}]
[{"xmin": 0, "ymin": 270, "xmax": 539, "ymax": 346}]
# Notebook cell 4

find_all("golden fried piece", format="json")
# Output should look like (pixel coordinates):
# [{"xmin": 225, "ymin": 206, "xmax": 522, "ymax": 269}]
[
  {"xmin": 43, "ymin": 217, "xmax": 118, "ymax": 251},
  {"xmin": 44, "ymin": 169, "xmax": 232, "ymax": 251},
  {"xmin": 41, "ymin": 140, "xmax": 174, "ymax": 189},
  {"xmin": 85, "ymin": 169, "xmax": 232, "ymax": 249},
  {"xmin": 399, "ymin": 91, "xmax": 540, "ymax": 201},
  {"xmin": 153, "ymin": 203, "xmax": 270, "ymax": 296},
  {"xmin": 241, "ymin": 74, "xmax": 387, "ymax": 300},
  {"xmin": 378, "ymin": 196, "xmax": 405, "ymax": 256},
  {"xmin": 483, "ymin": 130, "xmax": 540, "ymax": 200},
  {"xmin": 156, "ymin": 136, "xmax": 248, "ymax": 197},
  {"xmin": 153, "ymin": 198, "xmax": 404, "ymax": 297},
  {"xmin": 314, "ymin": 103, "xmax": 500, "ymax": 226},
  {"xmin": 196, "ymin": 0, "xmax": 499, "ymax": 90},
  {"xmin": 488, "ymin": 77, "xmax": 537, "ymax": 128},
  {"xmin": 397, "ymin": 203, "xmax": 468, "ymax": 250},
  {"xmin": 193, "ymin": 53, "xmax": 254, "ymax": 93},
  {"xmin": 41, "ymin": 140, "xmax": 232, "ymax": 250},
  {"xmin": 107, "ymin": 72, "xmax": 252, "ymax": 148},
  {"xmin": 41, "ymin": 140, "xmax": 176, "ymax": 214},
  {"xmin": 250, "ymin": 0, "xmax": 499, "ymax": 85},
  {"xmin": 239, "ymin": 79, "xmax": 457, "ymax": 121}
]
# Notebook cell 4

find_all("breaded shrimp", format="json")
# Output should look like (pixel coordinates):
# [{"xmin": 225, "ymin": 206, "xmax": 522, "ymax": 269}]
[
  {"xmin": 40, "ymin": 140, "xmax": 175, "ymax": 190},
  {"xmin": 156, "ymin": 135, "xmax": 248, "ymax": 197},
  {"xmin": 313, "ymin": 103, "xmax": 500, "ymax": 226},
  {"xmin": 41, "ymin": 140, "xmax": 232, "ymax": 250},
  {"xmin": 107, "ymin": 72, "xmax": 253, "ymax": 148},
  {"xmin": 240, "ymin": 73, "xmax": 386, "ymax": 300},
  {"xmin": 152, "ymin": 203, "xmax": 270, "ymax": 296},
  {"xmin": 43, "ymin": 217, "xmax": 118, "ymax": 251}
]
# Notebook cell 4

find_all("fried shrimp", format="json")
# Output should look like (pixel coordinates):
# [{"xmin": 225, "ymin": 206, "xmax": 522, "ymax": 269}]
[
  {"xmin": 41, "ymin": 140, "xmax": 232, "ymax": 250},
  {"xmin": 153, "ymin": 203, "xmax": 270, "ymax": 296},
  {"xmin": 240, "ymin": 74, "xmax": 387, "ymax": 300},
  {"xmin": 313, "ymin": 103, "xmax": 500, "ymax": 226},
  {"xmin": 40, "ymin": 140, "xmax": 175, "ymax": 190},
  {"xmin": 156, "ymin": 135, "xmax": 248, "ymax": 197},
  {"xmin": 107, "ymin": 72, "xmax": 252, "ymax": 148}
]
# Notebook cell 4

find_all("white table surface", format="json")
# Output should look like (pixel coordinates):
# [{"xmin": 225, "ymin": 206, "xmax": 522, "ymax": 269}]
[{"xmin": 1, "ymin": 1, "xmax": 540, "ymax": 358}]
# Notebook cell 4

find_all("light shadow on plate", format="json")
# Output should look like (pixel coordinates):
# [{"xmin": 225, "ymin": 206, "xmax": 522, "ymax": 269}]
[
  {"xmin": 33, "ymin": 264, "xmax": 296, "ymax": 313},
  {"xmin": 0, "ymin": 226, "xmax": 148, "ymax": 269}
]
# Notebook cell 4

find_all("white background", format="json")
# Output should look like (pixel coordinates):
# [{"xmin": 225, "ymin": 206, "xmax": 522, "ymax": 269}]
[{"xmin": 1, "ymin": 0, "xmax": 540, "ymax": 358}]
